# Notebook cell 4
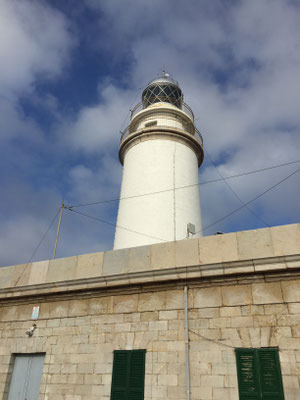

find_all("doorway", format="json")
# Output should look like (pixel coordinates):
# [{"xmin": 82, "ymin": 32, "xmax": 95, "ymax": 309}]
[{"xmin": 7, "ymin": 354, "xmax": 45, "ymax": 400}]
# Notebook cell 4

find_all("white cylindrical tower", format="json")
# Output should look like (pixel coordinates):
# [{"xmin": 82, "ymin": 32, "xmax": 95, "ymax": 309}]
[{"xmin": 114, "ymin": 72, "xmax": 204, "ymax": 249}]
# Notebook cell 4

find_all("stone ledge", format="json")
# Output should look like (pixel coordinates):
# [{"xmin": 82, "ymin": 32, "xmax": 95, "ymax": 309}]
[
  {"xmin": 0, "ymin": 253, "xmax": 299, "ymax": 300},
  {"xmin": 0, "ymin": 223, "xmax": 299, "ymax": 299}
]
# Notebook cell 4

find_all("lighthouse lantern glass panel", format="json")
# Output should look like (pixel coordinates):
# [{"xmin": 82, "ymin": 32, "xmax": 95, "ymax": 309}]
[{"xmin": 142, "ymin": 83, "xmax": 183, "ymax": 108}]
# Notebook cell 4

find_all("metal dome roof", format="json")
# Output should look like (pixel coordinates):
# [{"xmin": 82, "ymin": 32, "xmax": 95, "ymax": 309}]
[{"xmin": 146, "ymin": 72, "xmax": 180, "ymax": 88}]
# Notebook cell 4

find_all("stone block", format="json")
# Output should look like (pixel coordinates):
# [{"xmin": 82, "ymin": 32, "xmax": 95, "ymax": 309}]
[
  {"xmin": 113, "ymin": 294, "xmax": 138, "ymax": 313},
  {"xmin": 157, "ymin": 374, "xmax": 178, "ymax": 386},
  {"xmin": 252, "ymin": 282, "xmax": 283, "ymax": 304},
  {"xmin": 254, "ymin": 257, "xmax": 286, "ymax": 272},
  {"xmin": 221, "ymin": 328, "xmax": 242, "ymax": 346},
  {"xmin": 0, "ymin": 264, "xmax": 31, "ymax": 288},
  {"xmin": 166, "ymin": 290, "xmax": 184, "ymax": 310},
  {"xmin": 151, "ymin": 386, "xmax": 167, "ymax": 398},
  {"xmin": 282, "ymin": 280, "xmax": 300, "ymax": 302},
  {"xmin": 167, "ymin": 386, "xmax": 186, "ymax": 398},
  {"xmin": 281, "ymin": 338, "xmax": 300, "ymax": 350},
  {"xmin": 0, "ymin": 266, "xmax": 15, "ymax": 288},
  {"xmin": 190, "ymin": 387, "xmax": 212, "ymax": 399},
  {"xmin": 264, "ymin": 304, "xmax": 288, "ymax": 315},
  {"xmin": 128, "ymin": 245, "xmax": 151, "ymax": 272},
  {"xmin": 271, "ymin": 223, "xmax": 300, "ymax": 256},
  {"xmin": 158, "ymin": 310, "xmax": 177, "ymax": 320},
  {"xmin": 76, "ymin": 252, "xmax": 103, "ymax": 279},
  {"xmin": 213, "ymin": 388, "xmax": 239, "ymax": 400},
  {"xmin": 194, "ymin": 287, "xmax": 222, "ymax": 308},
  {"xmin": 47, "ymin": 256, "xmax": 77, "ymax": 282},
  {"xmin": 88, "ymin": 296, "xmax": 113, "ymax": 315},
  {"xmin": 285, "ymin": 255, "xmax": 300, "ymax": 269},
  {"xmin": 288, "ymin": 303, "xmax": 300, "ymax": 314},
  {"xmin": 200, "ymin": 263, "xmax": 224, "ymax": 277},
  {"xmin": 103, "ymin": 248, "xmax": 129, "ymax": 275},
  {"xmin": 220, "ymin": 307, "xmax": 241, "ymax": 317},
  {"xmin": 68, "ymin": 299, "xmax": 88, "ymax": 317},
  {"xmin": 197, "ymin": 351, "xmax": 222, "ymax": 363},
  {"xmin": 283, "ymin": 388, "xmax": 300, "ymax": 400},
  {"xmin": 198, "ymin": 308, "xmax": 220, "ymax": 318},
  {"xmin": 150, "ymin": 241, "xmax": 175, "ymax": 269},
  {"xmin": 28, "ymin": 261, "xmax": 49, "ymax": 285},
  {"xmin": 138, "ymin": 292, "xmax": 166, "ymax": 312},
  {"xmin": 231, "ymin": 316, "xmax": 254, "ymax": 328},
  {"xmin": 15, "ymin": 264, "xmax": 32, "ymax": 286},
  {"xmin": 140, "ymin": 311, "xmax": 159, "ymax": 322},
  {"xmin": 148, "ymin": 320, "xmax": 168, "ymax": 331},
  {"xmin": 201, "ymin": 375, "xmax": 224, "ymax": 388},
  {"xmin": 237, "ymin": 227, "xmax": 274, "ymax": 260},
  {"xmin": 224, "ymin": 260, "xmax": 254, "ymax": 275},
  {"xmin": 175, "ymin": 238, "xmax": 199, "ymax": 267},
  {"xmin": 134, "ymin": 332, "xmax": 158, "ymax": 348},
  {"xmin": 253, "ymin": 315, "xmax": 276, "ymax": 327},
  {"xmin": 41, "ymin": 300, "xmax": 70, "ymax": 318},
  {"xmin": 198, "ymin": 232, "xmax": 238, "ymax": 264},
  {"xmin": 222, "ymin": 285, "xmax": 252, "ymax": 306},
  {"xmin": 209, "ymin": 317, "xmax": 231, "ymax": 328},
  {"xmin": 159, "ymin": 329, "xmax": 178, "ymax": 341},
  {"xmin": 240, "ymin": 305, "xmax": 264, "ymax": 316}
]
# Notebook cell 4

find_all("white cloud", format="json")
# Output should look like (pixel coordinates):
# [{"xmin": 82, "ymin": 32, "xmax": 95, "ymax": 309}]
[
  {"xmin": 0, "ymin": 0, "xmax": 74, "ymax": 97},
  {"xmin": 63, "ymin": 84, "xmax": 135, "ymax": 153}
]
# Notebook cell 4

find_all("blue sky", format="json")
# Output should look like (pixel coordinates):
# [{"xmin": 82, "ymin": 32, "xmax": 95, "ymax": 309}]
[{"xmin": 1, "ymin": 0, "xmax": 300, "ymax": 266}]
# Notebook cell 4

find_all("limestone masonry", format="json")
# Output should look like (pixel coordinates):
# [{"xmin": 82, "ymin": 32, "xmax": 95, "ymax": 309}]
[{"xmin": 0, "ymin": 223, "xmax": 300, "ymax": 399}]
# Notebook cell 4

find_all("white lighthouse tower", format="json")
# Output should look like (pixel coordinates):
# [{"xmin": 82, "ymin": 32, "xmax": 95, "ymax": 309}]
[{"xmin": 114, "ymin": 72, "xmax": 204, "ymax": 249}]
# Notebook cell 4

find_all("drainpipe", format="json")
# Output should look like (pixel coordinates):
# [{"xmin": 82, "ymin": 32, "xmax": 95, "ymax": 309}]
[{"xmin": 184, "ymin": 285, "xmax": 190, "ymax": 400}]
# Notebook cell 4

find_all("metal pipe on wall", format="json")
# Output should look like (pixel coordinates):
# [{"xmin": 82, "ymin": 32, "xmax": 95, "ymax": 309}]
[{"xmin": 184, "ymin": 285, "xmax": 190, "ymax": 400}]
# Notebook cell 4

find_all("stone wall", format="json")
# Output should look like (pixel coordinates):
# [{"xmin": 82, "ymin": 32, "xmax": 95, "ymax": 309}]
[
  {"xmin": 0, "ymin": 275, "xmax": 300, "ymax": 400},
  {"xmin": 0, "ymin": 223, "xmax": 300, "ymax": 400}
]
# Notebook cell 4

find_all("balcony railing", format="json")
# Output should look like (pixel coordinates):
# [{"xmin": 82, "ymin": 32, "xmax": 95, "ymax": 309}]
[{"xmin": 130, "ymin": 100, "xmax": 194, "ymax": 120}]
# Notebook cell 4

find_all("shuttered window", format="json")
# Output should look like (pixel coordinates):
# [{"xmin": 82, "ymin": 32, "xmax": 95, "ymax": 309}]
[
  {"xmin": 236, "ymin": 348, "xmax": 285, "ymax": 400},
  {"xmin": 111, "ymin": 350, "xmax": 146, "ymax": 400}
]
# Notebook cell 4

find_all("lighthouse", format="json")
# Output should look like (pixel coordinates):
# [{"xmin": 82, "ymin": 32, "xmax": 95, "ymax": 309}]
[{"xmin": 114, "ymin": 72, "xmax": 204, "ymax": 249}]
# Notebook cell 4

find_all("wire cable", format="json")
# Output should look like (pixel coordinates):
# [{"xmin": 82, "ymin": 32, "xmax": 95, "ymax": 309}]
[
  {"xmin": 27, "ymin": 208, "xmax": 61, "ymax": 263},
  {"xmin": 203, "ymin": 144, "xmax": 271, "ymax": 229},
  {"xmin": 65, "ymin": 207, "xmax": 168, "ymax": 243},
  {"xmin": 14, "ymin": 208, "xmax": 60, "ymax": 286},
  {"xmin": 200, "ymin": 165, "xmax": 300, "ymax": 233},
  {"xmin": 69, "ymin": 159, "xmax": 300, "ymax": 208}
]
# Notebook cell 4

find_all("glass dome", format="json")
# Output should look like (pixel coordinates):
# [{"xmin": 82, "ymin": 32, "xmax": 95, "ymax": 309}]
[{"xmin": 142, "ymin": 72, "xmax": 183, "ymax": 108}]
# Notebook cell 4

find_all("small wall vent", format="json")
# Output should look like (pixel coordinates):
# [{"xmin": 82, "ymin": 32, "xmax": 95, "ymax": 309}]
[{"xmin": 145, "ymin": 120, "xmax": 157, "ymax": 127}]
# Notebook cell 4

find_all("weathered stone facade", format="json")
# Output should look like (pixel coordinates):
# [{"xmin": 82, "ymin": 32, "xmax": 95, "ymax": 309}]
[{"xmin": 0, "ymin": 224, "xmax": 300, "ymax": 399}]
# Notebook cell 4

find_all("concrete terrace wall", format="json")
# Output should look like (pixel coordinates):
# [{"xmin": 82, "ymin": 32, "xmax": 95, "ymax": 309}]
[{"xmin": 0, "ymin": 223, "xmax": 299, "ymax": 400}]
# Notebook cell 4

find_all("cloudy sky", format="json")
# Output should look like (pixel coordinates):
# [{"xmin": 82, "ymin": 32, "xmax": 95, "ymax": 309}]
[{"xmin": 1, "ymin": 0, "xmax": 300, "ymax": 266}]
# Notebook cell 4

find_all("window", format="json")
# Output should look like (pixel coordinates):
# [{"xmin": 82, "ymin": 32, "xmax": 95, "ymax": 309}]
[
  {"xmin": 235, "ymin": 348, "xmax": 285, "ymax": 400},
  {"xmin": 111, "ymin": 349, "xmax": 146, "ymax": 400}
]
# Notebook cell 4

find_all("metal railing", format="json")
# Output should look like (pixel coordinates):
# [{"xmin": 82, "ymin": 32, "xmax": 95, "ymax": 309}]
[{"xmin": 130, "ymin": 100, "xmax": 194, "ymax": 120}]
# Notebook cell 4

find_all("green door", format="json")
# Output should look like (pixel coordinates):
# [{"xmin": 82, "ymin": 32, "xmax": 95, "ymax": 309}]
[{"xmin": 236, "ymin": 348, "xmax": 285, "ymax": 400}]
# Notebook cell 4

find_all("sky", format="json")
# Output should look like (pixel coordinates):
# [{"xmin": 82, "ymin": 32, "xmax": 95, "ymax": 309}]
[{"xmin": 0, "ymin": 0, "xmax": 300, "ymax": 267}]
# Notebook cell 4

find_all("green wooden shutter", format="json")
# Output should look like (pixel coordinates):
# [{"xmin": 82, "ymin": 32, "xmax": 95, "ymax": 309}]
[
  {"xmin": 236, "ymin": 348, "xmax": 285, "ymax": 400},
  {"xmin": 258, "ymin": 348, "xmax": 285, "ymax": 400},
  {"xmin": 111, "ymin": 351, "xmax": 129, "ymax": 400},
  {"xmin": 128, "ymin": 350, "xmax": 146, "ymax": 400},
  {"xmin": 111, "ymin": 350, "xmax": 146, "ymax": 400},
  {"xmin": 236, "ymin": 348, "xmax": 260, "ymax": 400}
]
